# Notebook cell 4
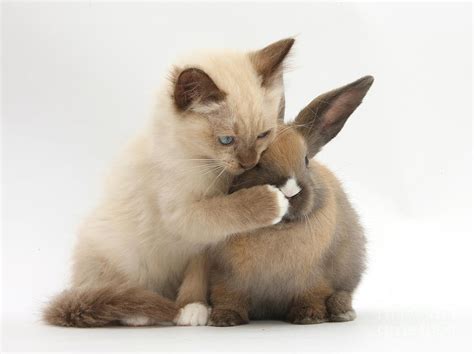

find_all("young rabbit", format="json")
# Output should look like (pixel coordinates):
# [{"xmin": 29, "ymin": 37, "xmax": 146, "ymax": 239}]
[{"xmin": 208, "ymin": 76, "xmax": 374, "ymax": 326}]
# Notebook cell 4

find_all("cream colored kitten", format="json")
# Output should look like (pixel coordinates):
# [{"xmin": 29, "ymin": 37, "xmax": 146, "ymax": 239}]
[{"xmin": 43, "ymin": 38, "xmax": 295, "ymax": 327}]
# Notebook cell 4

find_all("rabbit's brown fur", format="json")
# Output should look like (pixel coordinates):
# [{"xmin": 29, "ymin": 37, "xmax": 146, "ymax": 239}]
[{"xmin": 209, "ymin": 76, "xmax": 374, "ymax": 325}]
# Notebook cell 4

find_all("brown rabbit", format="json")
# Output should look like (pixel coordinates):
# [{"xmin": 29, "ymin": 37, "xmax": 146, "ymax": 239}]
[{"xmin": 208, "ymin": 76, "xmax": 374, "ymax": 326}]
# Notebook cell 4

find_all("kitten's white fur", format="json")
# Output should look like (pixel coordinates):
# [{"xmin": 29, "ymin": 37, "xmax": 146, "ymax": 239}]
[
  {"xmin": 121, "ymin": 316, "xmax": 154, "ymax": 327},
  {"xmin": 174, "ymin": 302, "xmax": 210, "ymax": 326},
  {"xmin": 267, "ymin": 185, "xmax": 289, "ymax": 224},
  {"xmin": 280, "ymin": 178, "xmax": 301, "ymax": 198}
]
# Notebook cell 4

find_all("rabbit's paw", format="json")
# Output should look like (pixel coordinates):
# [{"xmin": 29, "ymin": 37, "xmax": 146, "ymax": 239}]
[
  {"xmin": 326, "ymin": 291, "xmax": 356, "ymax": 322},
  {"xmin": 330, "ymin": 309, "xmax": 357, "ymax": 322},
  {"xmin": 208, "ymin": 309, "xmax": 248, "ymax": 327},
  {"xmin": 287, "ymin": 305, "xmax": 328, "ymax": 325}
]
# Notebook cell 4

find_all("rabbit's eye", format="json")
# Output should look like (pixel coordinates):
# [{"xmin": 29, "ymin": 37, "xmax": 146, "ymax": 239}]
[{"xmin": 305, "ymin": 156, "xmax": 309, "ymax": 167}]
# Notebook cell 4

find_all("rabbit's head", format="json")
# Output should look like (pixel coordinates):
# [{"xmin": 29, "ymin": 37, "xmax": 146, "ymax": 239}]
[{"xmin": 230, "ymin": 75, "xmax": 374, "ymax": 222}]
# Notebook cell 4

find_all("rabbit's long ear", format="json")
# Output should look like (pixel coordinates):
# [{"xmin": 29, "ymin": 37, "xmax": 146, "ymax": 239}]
[{"xmin": 293, "ymin": 76, "xmax": 374, "ymax": 157}]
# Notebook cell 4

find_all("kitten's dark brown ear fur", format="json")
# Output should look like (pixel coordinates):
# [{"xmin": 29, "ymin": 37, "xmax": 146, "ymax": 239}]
[
  {"xmin": 294, "ymin": 75, "xmax": 374, "ymax": 157},
  {"xmin": 173, "ymin": 68, "xmax": 226, "ymax": 111},
  {"xmin": 250, "ymin": 38, "xmax": 295, "ymax": 86}
]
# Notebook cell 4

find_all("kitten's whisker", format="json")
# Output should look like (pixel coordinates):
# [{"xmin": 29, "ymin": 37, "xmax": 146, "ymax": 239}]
[
  {"xmin": 304, "ymin": 214, "xmax": 317, "ymax": 259},
  {"xmin": 174, "ymin": 164, "xmax": 223, "ymax": 176},
  {"xmin": 272, "ymin": 125, "xmax": 296, "ymax": 144},
  {"xmin": 166, "ymin": 161, "xmax": 221, "ymax": 175},
  {"xmin": 199, "ymin": 165, "xmax": 225, "ymax": 177},
  {"xmin": 176, "ymin": 158, "xmax": 221, "ymax": 161},
  {"xmin": 203, "ymin": 166, "xmax": 226, "ymax": 195}
]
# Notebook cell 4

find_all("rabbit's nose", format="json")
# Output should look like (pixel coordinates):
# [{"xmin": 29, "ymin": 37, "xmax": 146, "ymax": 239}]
[{"xmin": 280, "ymin": 178, "xmax": 302, "ymax": 198}]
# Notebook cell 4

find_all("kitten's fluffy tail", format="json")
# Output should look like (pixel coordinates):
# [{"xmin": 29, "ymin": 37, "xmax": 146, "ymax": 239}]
[{"xmin": 43, "ymin": 285, "xmax": 179, "ymax": 327}]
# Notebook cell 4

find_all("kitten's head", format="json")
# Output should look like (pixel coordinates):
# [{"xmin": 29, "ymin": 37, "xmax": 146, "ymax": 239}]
[
  {"xmin": 230, "ymin": 76, "xmax": 374, "ymax": 222},
  {"xmin": 170, "ymin": 38, "xmax": 294, "ymax": 175}
]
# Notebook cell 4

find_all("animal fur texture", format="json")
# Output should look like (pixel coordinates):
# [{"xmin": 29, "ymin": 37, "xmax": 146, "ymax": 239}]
[
  {"xmin": 208, "ymin": 76, "xmax": 374, "ymax": 326},
  {"xmin": 43, "ymin": 38, "xmax": 295, "ymax": 327}
]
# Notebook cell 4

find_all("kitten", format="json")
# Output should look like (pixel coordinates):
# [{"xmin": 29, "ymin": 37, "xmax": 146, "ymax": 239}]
[
  {"xmin": 43, "ymin": 38, "xmax": 295, "ymax": 327},
  {"xmin": 208, "ymin": 76, "xmax": 373, "ymax": 326}
]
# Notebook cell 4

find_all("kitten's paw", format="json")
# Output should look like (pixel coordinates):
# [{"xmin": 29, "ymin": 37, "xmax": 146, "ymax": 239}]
[
  {"xmin": 174, "ymin": 302, "xmax": 210, "ymax": 326},
  {"xmin": 280, "ymin": 178, "xmax": 302, "ymax": 198},
  {"xmin": 287, "ymin": 305, "xmax": 328, "ymax": 325},
  {"xmin": 121, "ymin": 315, "xmax": 154, "ymax": 326},
  {"xmin": 330, "ymin": 309, "xmax": 357, "ymax": 322},
  {"xmin": 266, "ymin": 185, "xmax": 289, "ymax": 224},
  {"xmin": 209, "ymin": 308, "xmax": 249, "ymax": 327}
]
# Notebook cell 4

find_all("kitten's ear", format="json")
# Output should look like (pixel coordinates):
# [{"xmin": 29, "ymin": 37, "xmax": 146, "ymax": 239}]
[
  {"xmin": 250, "ymin": 38, "xmax": 295, "ymax": 86},
  {"xmin": 173, "ymin": 68, "xmax": 226, "ymax": 112},
  {"xmin": 294, "ymin": 75, "xmax": 374, "ymax": 157}
]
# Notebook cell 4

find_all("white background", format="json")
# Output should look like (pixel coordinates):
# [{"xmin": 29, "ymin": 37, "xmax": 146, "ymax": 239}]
[{"xmin": 1, "ymin": 2, "xmax": 472, "ymax": 352}]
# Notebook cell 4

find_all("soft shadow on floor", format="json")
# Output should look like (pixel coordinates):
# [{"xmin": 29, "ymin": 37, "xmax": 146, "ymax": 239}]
[{"xmin": 3, "ymin": 307, "xmax": 471, "ymax": 352}]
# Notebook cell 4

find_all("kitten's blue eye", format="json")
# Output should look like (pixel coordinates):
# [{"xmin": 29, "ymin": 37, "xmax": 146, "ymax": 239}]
[
  {"xmin": 257, "ymin": 130, "xmax": 271, "ymax": 139},
  {"xmin": 218, "ymin": 136, "xmax": 235, "ymax": 145}
]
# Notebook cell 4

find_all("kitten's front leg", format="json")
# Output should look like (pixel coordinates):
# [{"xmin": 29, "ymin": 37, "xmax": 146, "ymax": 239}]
[
  {"xmin": 174, "ymin": 252, "xmax": 211, "ymax": 326},
  {"xmin": 208, "ymin": 281, "xmax": 249, "ymax": 327},
  {"xmin": 172, "ymin": 185, "xmax": 289, "ymax": 245}
]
